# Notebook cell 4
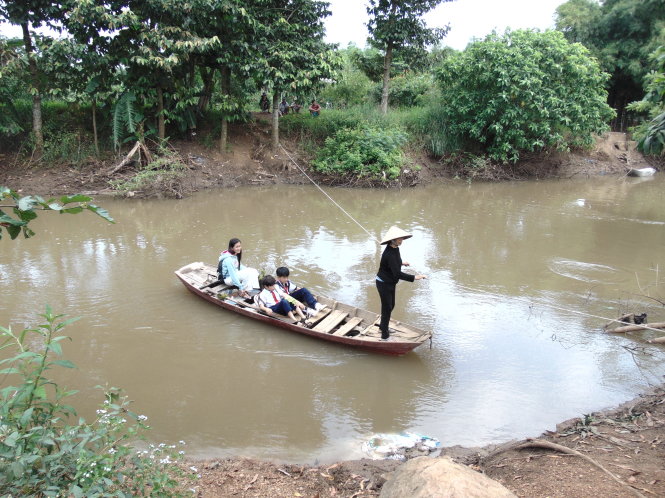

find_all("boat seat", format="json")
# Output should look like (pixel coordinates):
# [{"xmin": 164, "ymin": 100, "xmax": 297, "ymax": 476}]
[
  {"xmin": 312, "ymin": 310, "xmax": 348, "ymax": 333},
  {"xmin": 332, "ymin": 317, "xmax": 362, "ymax": 336}
]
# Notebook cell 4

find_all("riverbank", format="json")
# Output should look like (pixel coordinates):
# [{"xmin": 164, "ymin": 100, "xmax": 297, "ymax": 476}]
[
  {"xmin": 0, "ymin": 124, "xmax": 657, "ymax": 199},
  {"xmin": 183, "ymin": 385, "xmax": 664, "ymax": 497}
]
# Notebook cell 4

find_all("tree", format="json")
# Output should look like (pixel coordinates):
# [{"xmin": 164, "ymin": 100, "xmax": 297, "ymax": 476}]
[
  {"xmin": 554, "ymin": 0, "xmax": 601, "ymax": 44},
  {"xmin": 0, "ymin": 0, "xmax": 60, "ymax": 159},
  {"xmin": 627, "ymin": 46, "xmax": 665, "ymax": 155},
  {"xmin": 253, "ymin": 0, "xmax": 339, "ymax": 150},
  {"xmin": 434, "ymin": 29, "xmax": 615, "ymax": 163},
  {"xmin": 366, "ymin": 0, "xmax": 452, "ymax": 115},
  {"xmin": 555, "ymin": 0, "xmax": 665, "ymax": 130},
  {"xmin": 0, "ymin": 37, "xmax": 26, "ymax": 138}
]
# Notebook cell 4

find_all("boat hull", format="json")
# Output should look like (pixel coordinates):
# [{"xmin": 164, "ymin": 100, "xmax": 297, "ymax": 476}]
[{"xmin": 175, "ymin": 263, "xmax": 431, "ymax": 355}]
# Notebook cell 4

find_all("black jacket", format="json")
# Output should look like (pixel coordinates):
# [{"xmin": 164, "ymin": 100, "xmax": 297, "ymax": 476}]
[{"xmin": 376, "ymin": 245, "xmax": 415, "ymax": 285}]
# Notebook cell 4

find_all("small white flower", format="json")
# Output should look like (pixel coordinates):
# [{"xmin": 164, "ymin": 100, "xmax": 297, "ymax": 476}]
[
  {"xmin": 109, "ymin": 448, "xmax": 116, "ymax": 455},
  {"xmin": 96, "ymin": 409, "xmax": 107, "ymax": 415},
  {"xmin": 189, "ymin": 466, "xmax": 198, "ymax": 472},
  {"xmin": 179, "ymin": 440, "xmax": 186, "ymax": 445},
  {"xmin": 178, "ymin": 450, "xmax": 185, "ymax": 455},
  {"xmin": 138, "ymin": 415, "xmax": 148, "ymax": 421}
]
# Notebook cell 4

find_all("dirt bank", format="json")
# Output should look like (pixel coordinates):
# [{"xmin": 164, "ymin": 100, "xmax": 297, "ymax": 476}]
[
  {"xmin": 183, "ymin": 386, "xmax": 664, "ymax": 497},
  {"xmin": 0, "ymin": 123, "xmax": 658, "ymax": 198}
]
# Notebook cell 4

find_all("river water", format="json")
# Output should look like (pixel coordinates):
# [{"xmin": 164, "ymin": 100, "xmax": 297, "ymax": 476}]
[{"xmin": 2, "ymin": 175, "xmax": 664, "ymax": 462}]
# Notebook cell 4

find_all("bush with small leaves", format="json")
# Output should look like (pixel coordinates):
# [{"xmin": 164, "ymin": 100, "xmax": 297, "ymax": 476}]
[{"xmin": 312, "ymin": 125, "xmax": 407, "ymax": 180}]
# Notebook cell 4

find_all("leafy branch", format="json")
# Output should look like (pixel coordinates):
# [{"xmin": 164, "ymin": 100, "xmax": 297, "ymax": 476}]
[{"xmin": 0, "ymin": 186, "xmax": 115, "ymax": 240}]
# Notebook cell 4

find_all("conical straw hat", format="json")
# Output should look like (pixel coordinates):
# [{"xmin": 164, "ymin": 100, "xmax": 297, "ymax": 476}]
[{"xmin": 380, "ymin": 226, "xmax": 413, "ymax": 245}]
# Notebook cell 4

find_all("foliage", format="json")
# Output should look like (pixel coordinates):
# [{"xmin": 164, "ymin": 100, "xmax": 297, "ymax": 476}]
[
  {"xmin": 113, "ymin": 92, "xmax": 143, "ymax": 149},
  {"xmin": 0, "ymin": 187, "xmax": 114, "ymax": 240},
  {"xmin": 371, "ymin": 71, "xmax": 436, "ymax": 107},
  {"xmin": 0, "ymin": 37, "xmax": 27, "ymax": 136},
  {"xmin": 311, "ymin": 125, "xmax": 407, "ymax": 180},
  {"xmin": 628, "ymin": 46, "xmax": 665, "ymax": 155},
  {"xmin": 0, "ymin": 306, "xmax": 190, "ymax": 496},
  {"xmin": 348, "ymin": 46, "xmax": 410, "ymax": 82},
  {"xmin": 366, "ymin": 0, "xmax": 452, "ymax": 113},
  {"xmin": 434, "ymin": 29, "xmax": 615, "ymax": 162},
  {"xmin": 318, "ymin": 49, "xmax": 375, "ymax": 107},
  {"xmin": 555, "ymin": 0, "xmax": 665, "ymax": 118}
]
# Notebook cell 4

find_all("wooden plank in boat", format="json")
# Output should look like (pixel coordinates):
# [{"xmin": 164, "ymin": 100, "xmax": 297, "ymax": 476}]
[
  {"xmin": 306, "ymin": 308, "xmax": 332, "ymax": 326},
  {"xmin": 332, "ymin": 317, "xmax": 362, "ymax": 336},
  {"xmin": 359, "ymin": 317, "xmax": 381, "ymax": 336},
  {"xmin": 312, "ymin": 310, "xmax": 348, "ymax": 333}
]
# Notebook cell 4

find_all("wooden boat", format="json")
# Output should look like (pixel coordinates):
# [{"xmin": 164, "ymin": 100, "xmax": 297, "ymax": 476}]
[
  {"xmin": 175, "ymin": 262, "xmax": 432, "ymax": 355},
  {"xmin": 627, "ymin": 167, "xmax": 656, "ymax": 177}
]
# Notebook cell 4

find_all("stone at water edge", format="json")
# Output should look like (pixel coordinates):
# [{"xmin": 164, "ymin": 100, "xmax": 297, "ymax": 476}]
[{"xmin": 379, "ymin": 456, "xmax": 516, "ymax": 498}]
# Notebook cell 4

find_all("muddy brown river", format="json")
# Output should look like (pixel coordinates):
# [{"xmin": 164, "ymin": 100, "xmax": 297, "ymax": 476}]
[{"xmin": 2, "ymin": 175, "xmax": 664, "ymax": 462}]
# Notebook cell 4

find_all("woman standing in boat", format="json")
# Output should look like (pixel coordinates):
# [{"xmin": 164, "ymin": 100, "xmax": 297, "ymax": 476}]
[
  {"xmin": 376, "ymin": 226, "xmax": 427, "ymax": 340},
  {"xmin": 218, "ymin": 238, "xmax": 260, "ymax": 298}
]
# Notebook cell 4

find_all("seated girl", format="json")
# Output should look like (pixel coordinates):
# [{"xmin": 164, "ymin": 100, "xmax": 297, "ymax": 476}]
[
  {"xmin": 255, "ymin": 275, "xmax": 307, "ymax": 322},
  {"xmin": 218, "ymin": 238, "xmax": 260, "ymax": 298}
]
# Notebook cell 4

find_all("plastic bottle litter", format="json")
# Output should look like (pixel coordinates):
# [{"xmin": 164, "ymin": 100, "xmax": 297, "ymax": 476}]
[{"xmin": 362, "ymin": 432, "xmax": 441, "ymax": 460}]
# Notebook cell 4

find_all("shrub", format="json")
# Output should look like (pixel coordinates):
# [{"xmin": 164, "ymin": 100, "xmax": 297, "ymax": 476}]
[
  {"xmin": 0, "ymin": 306, "xmax": 191, "ymax": 496},
  {"xmin": 311, "ymin": 125, "xmax": 407, "ymax": 180},
  {"xmin": 434, "ymin": 29, "xmax": 615, "ymax": 162},
  {"xmin": 370, "ymin": 72, "xmax": 437, "ymax": 108},
  {"xmin": 627, "ymin": 46, "xmax": 665, "ymax": 155}
]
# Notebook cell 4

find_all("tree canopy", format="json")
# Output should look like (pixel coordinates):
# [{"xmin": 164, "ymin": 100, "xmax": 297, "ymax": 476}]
[
  {"xmin": 555, "ymin": 0, "xmax": 665, "ymax": 128},
  {"xmin": 435, "ymin": 29, "xmax": 615, "ymax": 163},
  {"xmin": 366, "ymin": 0, "xmax": 452, "ymax": 114}
]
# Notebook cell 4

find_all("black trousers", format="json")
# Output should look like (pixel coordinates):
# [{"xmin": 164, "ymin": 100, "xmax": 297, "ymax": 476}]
[{"xmin": 376, "ymin": 279, "xmax": 396, "ymax": 338}]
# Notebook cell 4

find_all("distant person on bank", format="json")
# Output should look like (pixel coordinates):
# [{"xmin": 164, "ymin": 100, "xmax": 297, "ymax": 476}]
[
  {"xmin": 309, "ymin": 100, "xmax": 321, "ymax": 117},
  {"xmin": 375, "ymin": 226, "xmax": 426, "ymax": 341}
]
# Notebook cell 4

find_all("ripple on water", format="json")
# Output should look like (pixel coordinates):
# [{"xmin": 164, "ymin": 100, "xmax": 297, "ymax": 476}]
[{"xmin": 547, "ymin": 258, "xmax": 620, "ymax": 284}]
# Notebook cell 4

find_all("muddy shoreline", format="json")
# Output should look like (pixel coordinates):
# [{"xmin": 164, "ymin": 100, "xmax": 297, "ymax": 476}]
[{"xmin": 183, "ymin": 385, "xmax": 664, "ymax": 497}]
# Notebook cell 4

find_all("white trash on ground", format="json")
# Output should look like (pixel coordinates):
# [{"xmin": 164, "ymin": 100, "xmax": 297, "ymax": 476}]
[{"xmin": 362, "ymin": 432, "xmax": 441, "ymax": 461}]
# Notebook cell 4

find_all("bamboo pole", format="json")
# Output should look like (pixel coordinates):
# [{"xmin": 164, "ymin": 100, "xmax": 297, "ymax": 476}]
[{"xmin": 606, "ymin": 322, "xmax": 665, "ymax": 334}]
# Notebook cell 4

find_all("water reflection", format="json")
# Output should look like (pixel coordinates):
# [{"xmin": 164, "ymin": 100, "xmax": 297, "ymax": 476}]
[{"xmin": 1, "ymin": 176, "xmax": 664, "ymax": 462}]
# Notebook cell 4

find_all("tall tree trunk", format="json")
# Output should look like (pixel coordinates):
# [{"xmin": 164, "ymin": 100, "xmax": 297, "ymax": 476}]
[
  {"xmin": 219, "ymin": 65, "xmax": 231, "ymax": 153},
  {"xmin": 380, "ymin": 42, "xmax": 393, "ymax": 115},
  {"xmin": 198, "ymin": 67, "xmax": 215, "ymax": 112},
  {"xmin": 271, "ymin": 91, "xmax": 280, "ymax": 151},
  {"xmin": 21, "ymin": 22, "xmax": 43, "ymax": 160},
  {"xmin": 157, "ymin": 87, "xmax": 165, "ymax": 141},
  {"xmin": 92, "ymin": 98, "xmax": 99, "ymax": 156}
]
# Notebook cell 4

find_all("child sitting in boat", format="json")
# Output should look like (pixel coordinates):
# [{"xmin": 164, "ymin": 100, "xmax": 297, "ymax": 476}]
[
  {"xmin": 218, "ymin": 238, "xmax": 260, "ymax": 298},
  {"xmin": 255, "ymin": 275, "xmax": 308, "ymax": 322},
  {"xmin": 275, "ymin": 267, "xmax": 326, "ymax": 313}
]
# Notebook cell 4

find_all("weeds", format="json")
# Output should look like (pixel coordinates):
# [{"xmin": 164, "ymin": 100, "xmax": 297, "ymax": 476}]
[
  {"xmin": 0, "ymin": 306, "xmax": 192, "ymax": 496},
  {"xmin": 109, "ymin": 148, "xmax": 187, "ymax": 197}
]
